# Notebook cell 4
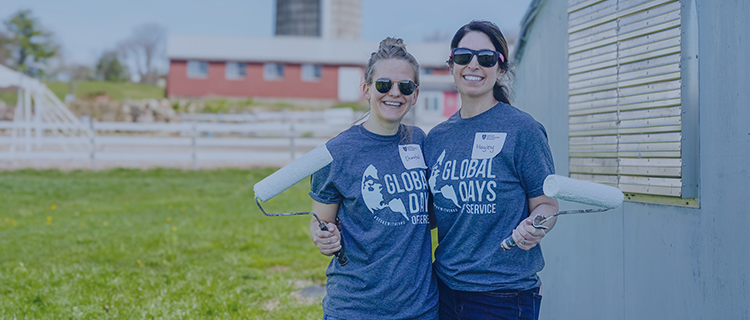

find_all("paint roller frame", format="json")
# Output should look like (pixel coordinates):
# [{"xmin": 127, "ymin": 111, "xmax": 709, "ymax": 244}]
[
  {"xmin": 255, "ymin": 199, "xmax": 349, "ymax": 266},
  {"xmin": 500, "ymin": 175, "xmax": 624, "ymax": 250},
  {"xmin": 253, "ymin": 145, "xmax": 348, "ymax": 266}
]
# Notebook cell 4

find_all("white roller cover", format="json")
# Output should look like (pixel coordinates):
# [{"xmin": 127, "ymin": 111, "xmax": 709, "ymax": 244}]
[
  {"xmin": 253, "ymin": 144, "xmax": 333, "ymax": 202},
  {"xmin": 543, "ymin": 175, "xmax": 624, "ymax": 209}
]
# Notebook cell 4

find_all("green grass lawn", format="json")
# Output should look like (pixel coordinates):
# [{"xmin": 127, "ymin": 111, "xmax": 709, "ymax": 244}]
[
  {"xmin": 1, "ymin": 81, "xmax": 164, "ymax": 106},
  {"xmin": 0, "ymin": 168, "xmax": 332, "ymax": 319},
  {"xmin": 45, "ymin": 81, "xmax": 165, "ymax": 101},
  {"xmin": 0, "ymin": 91, "xmax": 18, "ymax": 107}
]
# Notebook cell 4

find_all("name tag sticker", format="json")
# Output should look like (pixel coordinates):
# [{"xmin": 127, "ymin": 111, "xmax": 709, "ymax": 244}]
[
  {"xmin": 398, "ymin": 144, "xmax": 427, "ymax": 169},
  {"xmin": 471, "ymin": 132, "xmax": 506, "ymax": 159}
]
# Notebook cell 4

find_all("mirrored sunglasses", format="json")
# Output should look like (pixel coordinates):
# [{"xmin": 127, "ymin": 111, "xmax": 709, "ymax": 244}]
[
  {"xmin": 450, "ymin": 48, "xmax": 505, "ymax": 68},
  {"xmin": 374, "ymin": 78, "xmax": 418, "ymax": 96}
]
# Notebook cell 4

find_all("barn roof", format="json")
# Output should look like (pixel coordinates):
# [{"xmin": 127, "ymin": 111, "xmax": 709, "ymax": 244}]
[{"xmin": 167, "ymin": 35, "xmax": 451, "ymax": 69}]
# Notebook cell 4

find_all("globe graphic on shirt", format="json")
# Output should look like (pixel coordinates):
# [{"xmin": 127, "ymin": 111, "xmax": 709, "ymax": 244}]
[
  {"xmin": 361, "ymin": 164, "xmax": 409, "ymax": 224},
  {"xmin": 429, "ymin": 150, "xmax": 461, "ymax": 208}
]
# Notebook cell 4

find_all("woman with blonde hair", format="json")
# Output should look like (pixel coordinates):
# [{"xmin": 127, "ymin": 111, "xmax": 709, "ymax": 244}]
[{"xmin": 310, "ymin": 37, "xmax": 438, "ymax": 320}]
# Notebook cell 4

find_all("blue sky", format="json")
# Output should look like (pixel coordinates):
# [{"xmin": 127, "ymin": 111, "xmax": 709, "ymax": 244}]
[{"xmin": 3, "ymin": 0, "xmax": 532, "ymax": 66}]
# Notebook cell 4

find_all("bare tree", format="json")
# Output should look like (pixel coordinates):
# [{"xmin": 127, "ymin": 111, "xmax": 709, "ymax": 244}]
[{"xmin": 117, "ymin": 23, "xmax": 166, "ymax": 84}]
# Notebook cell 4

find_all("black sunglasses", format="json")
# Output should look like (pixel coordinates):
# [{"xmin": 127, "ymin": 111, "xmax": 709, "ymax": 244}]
[
  {"xmin": 450, "ymin": 48, "xmax": 505, "ymax": 68},
  {"xmin": 374, "ymin": 78, "xmax": 418, "ymax": 96}
]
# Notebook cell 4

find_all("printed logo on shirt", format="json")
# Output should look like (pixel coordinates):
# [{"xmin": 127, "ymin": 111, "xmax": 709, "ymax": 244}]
[
  {"xmin": 361, "ymin": 164, "xmax": 430, "ymax": 226},
  {"xmin": 471, "ymin": 132, "xmax": 506, "ymax": 159},
  {"xmin": 398, "ymin": 144, "xmax": 427, "ymax": 169},
  {"xmin": 429, "ymin": 150, "xmax": 498, "ymax": 215}
]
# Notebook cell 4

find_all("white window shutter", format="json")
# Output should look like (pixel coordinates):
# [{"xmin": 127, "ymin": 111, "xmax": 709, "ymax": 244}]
[{"xmin": 568, "ymin": 0, "xmax": 684, "ymax": 197}]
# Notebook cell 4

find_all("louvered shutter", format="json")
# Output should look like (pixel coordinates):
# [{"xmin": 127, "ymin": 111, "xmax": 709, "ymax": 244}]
[{"xmin": 567, "ymin": 0, "xmax": 685, "ymax": 197}]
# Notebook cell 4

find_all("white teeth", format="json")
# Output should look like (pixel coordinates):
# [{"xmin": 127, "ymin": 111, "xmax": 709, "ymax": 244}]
[
  {"xmin": 384, "ymin": 102, "xmax": 402, "ymax": 106},
  {"xmin": 464, "ymin": 75, "xmax": 482, "ymax": 81}
]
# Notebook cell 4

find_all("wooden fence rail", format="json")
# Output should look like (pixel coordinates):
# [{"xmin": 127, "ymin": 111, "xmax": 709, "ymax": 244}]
[{"xmin": 0, "ymin": 110, "xmax": 356, "ymax": 170}]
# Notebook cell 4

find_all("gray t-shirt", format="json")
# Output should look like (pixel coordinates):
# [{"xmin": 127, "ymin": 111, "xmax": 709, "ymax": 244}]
[
  {"xmin": 424, "ymin": 102, "xmax": 555, "ymax": 292},
  {"xmin": 310, "ymin": 124, "xmax": 438, "ymax": 320}
]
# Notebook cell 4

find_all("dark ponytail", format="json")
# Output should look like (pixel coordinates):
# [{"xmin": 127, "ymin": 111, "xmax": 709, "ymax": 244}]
[{"xmin": 493, "ymin": 80, "xmax": 511, "ymax": 105}]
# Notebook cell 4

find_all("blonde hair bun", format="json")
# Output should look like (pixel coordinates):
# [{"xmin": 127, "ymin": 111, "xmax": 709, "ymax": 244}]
[{"xmin": 379, "ymin": 37, "xmax": 406, "ymax": 51}]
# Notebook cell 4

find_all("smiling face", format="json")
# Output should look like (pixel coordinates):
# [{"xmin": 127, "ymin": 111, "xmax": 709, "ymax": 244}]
[
  {"xmin": 451, "ymin": 31, "xmax": 504, "ymax": 101},
  {"xmin": 362, "ymin": 58, "xmax": 419, "ymax": 132}
]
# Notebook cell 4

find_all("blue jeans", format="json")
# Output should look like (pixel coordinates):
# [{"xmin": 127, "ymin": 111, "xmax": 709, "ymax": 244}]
[
  {"xmin": 324, "ymin": 312, "xmax": 438, "ymax": 320},
  {"xmin": 437, "ymin": 276, "xmax": 541, "ymax": 320}
]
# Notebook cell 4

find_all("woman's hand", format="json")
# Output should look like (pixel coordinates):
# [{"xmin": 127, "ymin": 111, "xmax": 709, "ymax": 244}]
[
  {"xmin": 511, "ymin": 217, "xmax": 546, "ymax": 251},
  {"xmin": 309, "ymin": 200, "xmax": 341, "ymax": 256},
  {"xmin": 512, "ymin": 194, "xmax": 559, "ymax": 250},
  {"xmin": 311, "ymin": 220, "xmax": 341, "ymax": 256}
]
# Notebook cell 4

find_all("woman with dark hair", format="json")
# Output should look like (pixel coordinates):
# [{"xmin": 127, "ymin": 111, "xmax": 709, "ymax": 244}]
[
  {"xmin": 424, "ymin": 20, "xmax": 559, "ymax": 320},
  {"xmin": 309, "ymin": 37, "xmax": 438, "ymax": 320}
]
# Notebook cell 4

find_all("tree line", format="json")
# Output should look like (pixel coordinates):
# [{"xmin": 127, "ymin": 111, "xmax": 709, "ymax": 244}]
[{"xmin": 0, "ymin": 10, "xmax": 165, "ymax": 85}]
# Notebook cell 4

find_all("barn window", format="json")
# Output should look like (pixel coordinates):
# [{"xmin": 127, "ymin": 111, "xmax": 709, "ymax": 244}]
[
  {"xmin": 263, "ymin": 63, "xmax": 285, "ymax": 80},
  {"xmin": 225, "ymin": 62, "xmax": 246, "ymax": 80},
  {"xmin": 301, "ymin": 64, "xmax": 322, "ymax": 81},
  {"xmin": 187, "ymin": 61, "xmax": 208, "ymax": 78},
  {"xmin": 567, "ymin": 0, "xmax": 698, "ymax": 203}
]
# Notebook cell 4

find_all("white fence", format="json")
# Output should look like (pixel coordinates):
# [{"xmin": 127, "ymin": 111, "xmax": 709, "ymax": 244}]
[
  {"xmin": 178, "ymin": 110, "xmax": 353, "ymax": 123},
  {"xmin": 0, "ymin": 109, "xmax": 356, "ymax": 170}
]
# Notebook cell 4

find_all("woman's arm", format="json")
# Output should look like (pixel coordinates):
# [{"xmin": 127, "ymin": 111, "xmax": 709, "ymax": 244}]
[
  {"xmin": 528, "ymin": 194, "xmax": 559, "ymax": 231},
  {"xmin": 511, "ymin": 194, "xmax": 559, "ymax": 251},
  {"xmin": 310, "ymin": 200, "xmax": 342, "ymax": 256}
]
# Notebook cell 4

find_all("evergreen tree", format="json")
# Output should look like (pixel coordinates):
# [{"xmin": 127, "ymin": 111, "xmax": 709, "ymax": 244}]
[
  {"xmin": 96, "ymin": 51, "xmax": 128, "ymax": 82},
  {"xmin": 3, "ymin": 10, "xmax": 58, "ymax": 77}
]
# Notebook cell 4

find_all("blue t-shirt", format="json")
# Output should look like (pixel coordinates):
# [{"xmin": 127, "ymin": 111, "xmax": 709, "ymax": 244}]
[
  {"xmin": 310, "ymin": 124, "xmax": 438, "ymax": 320},
  {"xmin": 424, "ymin": 102, "xmax": 555, "ymax": 292}
]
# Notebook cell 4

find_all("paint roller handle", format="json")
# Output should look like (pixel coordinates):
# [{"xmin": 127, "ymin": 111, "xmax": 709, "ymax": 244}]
[
  {"xmin": 313, "ymin": 214, "xmax": 348, "ymax": 266},
  {"xmin": 501, "ymin": 214, "xmax": 549, "ymax": 251},
  {"xmin": 501, "ymin": 207, "xmax": 615, "ymax": 250},
  {"xmin": 500, "ymin": 236, "xmax": 518, "ymax": 250},
  {"xmin": 500, "ymin": 230, "xmax": 544, "ymax": 250},
  {"xmin": 318, "ymin": 222, "xmax": 349, "ymax": 266}
]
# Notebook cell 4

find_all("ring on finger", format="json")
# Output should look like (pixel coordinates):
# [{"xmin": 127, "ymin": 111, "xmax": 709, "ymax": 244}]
[{"xmin": 520, "ymin": 239, "xmax": 526, "ymax": 245}]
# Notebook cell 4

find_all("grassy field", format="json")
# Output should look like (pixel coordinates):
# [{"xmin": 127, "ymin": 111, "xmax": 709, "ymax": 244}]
[
  {"xmin": 0, "ymin": 91, "xmax": 18, "ymax": 107},
  {"xmin": 0, "ymin": 81, "xmax": 164, "ymax": 106},
  {"xmin": 46, "ymin": 81, "xmax": 166, "ymax": 101},
  {"xmin": 0, "ymin": 168, "xmax": 333, "ymax": 319}
]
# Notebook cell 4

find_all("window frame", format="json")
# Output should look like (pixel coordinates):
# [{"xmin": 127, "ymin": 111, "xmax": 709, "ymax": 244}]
[
  {"xmin": 263, "ymin": 63, "xmax": 285, "ymax": 81},
  {"xmin": 301, "ymin": 64, "xmax": 322, "ymax": 82},
  {"xmin": 225, "ymin": 62, "xmax": 247, "ymax": 80},
  {"xmin": 186, "ymin": 60, "xmax": 208, "ymax": 79},
  {"xmin": 566, "ymin": 0, "xmax": 699, "ymax": 206}
]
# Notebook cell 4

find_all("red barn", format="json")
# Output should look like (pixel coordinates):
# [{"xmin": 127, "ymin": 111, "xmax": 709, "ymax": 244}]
[{"xmin": 166, "ymin": 35, "xmax": 454, "ymax": 107}]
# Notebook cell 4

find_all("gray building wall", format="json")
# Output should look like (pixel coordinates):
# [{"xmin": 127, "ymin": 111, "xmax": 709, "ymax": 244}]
[
  {"xmin": 512, "ymin": 0, "xmax": 750, "ymax": 319},
  {"xmin": 275, "ymin": 0, "xmax": 321, "ymax": 37},
  {"xmin": 275, "ymin": 0, "xmax": 361, "ymax": 40}
]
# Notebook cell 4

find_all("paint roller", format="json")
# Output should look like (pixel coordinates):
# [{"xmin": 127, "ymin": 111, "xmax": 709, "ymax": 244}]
[
  {"xmin": 501, "ymin": 174, "xmax": 624, "ymax": 250},
  {"xmin": 253, "ymin": 144, "xmax": 348, "ymax": 266}
]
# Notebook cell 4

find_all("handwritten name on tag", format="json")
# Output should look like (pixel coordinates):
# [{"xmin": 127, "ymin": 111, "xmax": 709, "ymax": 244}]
[
  {"xmin": 471, "ymin": 132, "xmax": 506, "ymax": 159},
  {"xmin": 398, "ymin": 144, "xmax": 427, "ymax": 169}
]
